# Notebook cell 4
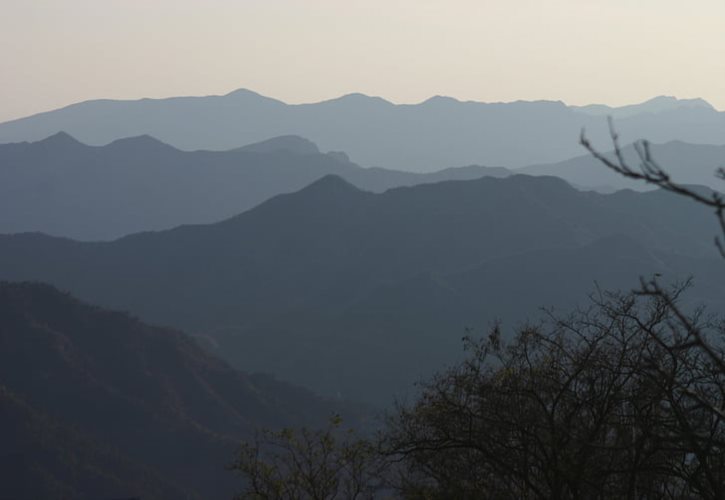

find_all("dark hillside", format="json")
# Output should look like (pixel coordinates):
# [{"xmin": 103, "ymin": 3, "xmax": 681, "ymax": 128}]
[{"xmin": 0, "ymin": 282, "xmax": 360, "ymax": 498}]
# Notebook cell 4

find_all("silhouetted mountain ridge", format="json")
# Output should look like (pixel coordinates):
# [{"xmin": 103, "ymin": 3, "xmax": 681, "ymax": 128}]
[
  {"xmin": 235, "ymin": 134, "xmax": 320, "ymax": 155},
  {"xmin": 574, "ymin": 95, "xmax": 715, "ymax": 118},
  {"xmin": 0, "ymin": 133, "xmax": 512, "ymax": 239},
  {"xmin": 36, "ymin": 130, "xmax": 84, "ymax": 148},
  {"xmin": 1, "ymin": 89, "xmax": 722, "ymax": 170},
  {"xmin": 106, "ymin": 133, "xmax": 180, "ymax": 153}
]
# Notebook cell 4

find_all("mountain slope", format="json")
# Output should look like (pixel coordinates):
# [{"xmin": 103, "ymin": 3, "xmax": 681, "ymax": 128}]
[
  {"xmin": 0, "ymin": 133, "xmax": 509, "ymax": 240},
  {"xmin": 268, "ymin": 234, "xmax": 725, "ymax": 403},
  {"xmin": 0, "ymin": 175, "xmax": 722, "ymax": 404},
  {"xmin": 0, "ymin": 385, "xmax": 189, "ymax": 500},
  {"xmin": 0, "ymin": 281, "xmax": 361, "ymax": 498},
  {"xmin": 0, "ymin": 89, "xmax": 723, "ymax": 170},
  {"xmin": 235, "ymin": 134, "xmax": 320, "ymax": 154}
]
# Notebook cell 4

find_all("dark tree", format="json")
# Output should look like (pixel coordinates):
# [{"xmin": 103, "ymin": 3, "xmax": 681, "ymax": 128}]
[
  {"xmin": 230, "ymin": 415, "xmax": 386, "ymax": 500},
  {"xmin": 383, "ymin": 287, "xmax": 725, "ymax": 499}
]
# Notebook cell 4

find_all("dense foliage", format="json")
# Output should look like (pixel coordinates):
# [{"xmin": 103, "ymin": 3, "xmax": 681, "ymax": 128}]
[
  {"xmin": 231, "ymin": 416, "xmax": 385, "ymax": 500},
  {"xmin": 385, "ymin": 288, "xmax": 725, "ymax": 499}
]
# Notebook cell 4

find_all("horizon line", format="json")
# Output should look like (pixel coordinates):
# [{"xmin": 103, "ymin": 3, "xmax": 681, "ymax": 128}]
[{"xmin": 2, "ymin": 88, "xmax": 719, "ymax": 124}]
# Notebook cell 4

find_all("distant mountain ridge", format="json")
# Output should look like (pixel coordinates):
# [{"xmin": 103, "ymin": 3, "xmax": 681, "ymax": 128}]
[
  {"xmin": 1, "ymin": 89, "xmax": 723, "ymax": 170},
  {"xmin": 234, "ymin": 134, "xmax": 320, "ymax": 154},
  {"xmin": 519, "ymin": 140, "xmax": 725, "ymax": 193},
  {"xmin": 1, "ymin": 131, "xmax": 721, "ymax": 240},
  {"xmin": 0, "ymin": 132, "xmax": 509, "ymax": 240},
  {"xmin": 572, "ymin": 95, "xmax": 715, "ymax": 119}
]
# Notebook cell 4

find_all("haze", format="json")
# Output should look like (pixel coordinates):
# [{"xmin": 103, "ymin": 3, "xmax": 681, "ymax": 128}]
[{"xmin": 2, "ymin": 0, "xmax": 724, "ymax": 123}]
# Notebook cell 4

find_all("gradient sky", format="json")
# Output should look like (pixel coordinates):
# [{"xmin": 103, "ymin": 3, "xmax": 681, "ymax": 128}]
[{"xmin": 2, "ymin": 0, "xmax": 724, "ymax": 122}]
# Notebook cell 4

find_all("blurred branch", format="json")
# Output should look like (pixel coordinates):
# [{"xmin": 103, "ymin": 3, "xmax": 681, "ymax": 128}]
[{"xmin": 580, "ymin": 118, "xmax": 725, "ymax": 258}]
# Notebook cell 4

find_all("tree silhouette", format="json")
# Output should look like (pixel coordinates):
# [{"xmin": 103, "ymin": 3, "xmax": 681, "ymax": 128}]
[
  {"xmin": 383, "ymin": 287, "xmax": 725, "ymax": 499},
  {"xmin": 230, "ymin": 415, "xmax": 386, "ymax": 500}
]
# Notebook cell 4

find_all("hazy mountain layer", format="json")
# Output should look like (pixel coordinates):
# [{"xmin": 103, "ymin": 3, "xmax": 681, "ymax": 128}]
[
  {"xmin": 572, "ymin": 95, "xmax": 714, "ymax": 119},
  {"xmin": 519, "ymin": 140, "xmax": 725, "ymax": 193},
  {"xmin": 0, "ymin": 89, "xmax": 722, "ymax": 170},
  {"xmin": 0, "ymin": 281, "xmax": 361, "ymax": 498},
  {"xmin": 0, "ymin": 133, "xmax": 508, "ymax": 240},
  {"xmin": 1, "ymin": 132, "xmax": 722, "ymax": 242},
  {"xmin": 0, "ymin": 175, "xmax": 722, "ymax": 404}
]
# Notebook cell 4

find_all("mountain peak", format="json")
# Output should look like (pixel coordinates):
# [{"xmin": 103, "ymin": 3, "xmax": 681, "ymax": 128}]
[
  {"xmin": 301, "ymin": 174, "xmax": 364, "ymax": 195},
  {"xmin": 223, "ymin": 88, "xmax": 285, "ymax": 105},
  {"xmin": 421, "ymin": 95, "xmax": 461, "ymax": 106},
  {"xmin": 106, "ymin": 134, "xmax": 179, "ymax": 152},
  {"xmin": 324, "ymin": 93, "xmax": 392, "ymax": 106},
  {"xmin": 36, "ymin": 131, "xmax": 84, "ymax": 148},
  {"xmin": 574, "ymin": 95, "xmax": 716, "ymax": 118},
  {"xmin": 224, "ymin": 88, "xmax": 266, "ymax": 98},
  {"xmin": 237, "ymin": 135, "xmax": 320, "ymax": 155},
  {"xmin": 339, "ymin": 92, "xmax": 373, "ymax": 100},
  {"xmin": 644, "ymin": 95, "xmax": 678, "ymax": 104},
  {"xmin": 642, "ymin": 95, "xmax": 709, "ymax": 107},
  {"xmin": 645, "ymin": 95, "xmax": 714, "ymax": 110}
]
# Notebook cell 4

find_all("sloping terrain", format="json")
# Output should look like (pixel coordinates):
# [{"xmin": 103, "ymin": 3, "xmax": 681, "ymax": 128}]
[
  {"xmin": 0, "ymin": 282, "xmax": 361, "ymax": 498},
  {"xmin": 0, "ymin": 175, "xmax": 722, "ymax": 404}
]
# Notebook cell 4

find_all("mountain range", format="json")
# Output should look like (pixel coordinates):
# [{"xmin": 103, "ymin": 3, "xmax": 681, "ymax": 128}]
[
  {"xmin": 0, "ymin": 89, "xmax": 722, "ymax": 170},
  {"xmin": 0, "ymin": 281, "xmax": 363, "ymax": 499},
  {"xmin": 2, "ymin": 131, "xmax": 723, "ymax": 240},
  {"xmin": 1, "ymin": 174, "xmax": 722, "ymax": 405},
  {"xmin": 0, "ymin": 132, "xmax": 508, "ymax": 240}
]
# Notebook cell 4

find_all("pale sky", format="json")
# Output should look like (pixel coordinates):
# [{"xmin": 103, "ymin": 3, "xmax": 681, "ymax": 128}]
[{"xmin": 2, "ymin": 0, "xmax": 724, "ymax": 122}]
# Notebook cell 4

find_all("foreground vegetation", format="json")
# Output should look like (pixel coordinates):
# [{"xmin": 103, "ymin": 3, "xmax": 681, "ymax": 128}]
[{"xmin": 232, "ymin": 286, "xmax": 725, "ymax": 499}]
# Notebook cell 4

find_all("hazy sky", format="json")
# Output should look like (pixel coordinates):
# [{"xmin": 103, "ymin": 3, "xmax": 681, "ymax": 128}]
[{"xmin": 2, "ymin": 0, "xmax": 724, "ymax": 122}]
